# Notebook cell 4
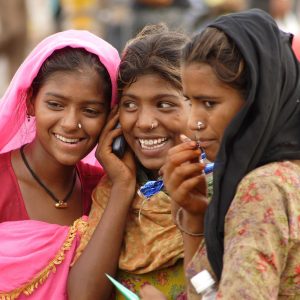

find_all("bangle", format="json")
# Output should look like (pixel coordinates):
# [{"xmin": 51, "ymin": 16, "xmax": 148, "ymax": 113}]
[{"xmin": 175, "ymin": 207, "xmax": 204, "ymax": 237}]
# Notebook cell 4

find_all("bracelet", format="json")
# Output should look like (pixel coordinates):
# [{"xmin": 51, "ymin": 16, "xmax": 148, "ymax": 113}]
[{"xmin": 175, "ymin": 207, "xmax": 204, "ymax": 237}]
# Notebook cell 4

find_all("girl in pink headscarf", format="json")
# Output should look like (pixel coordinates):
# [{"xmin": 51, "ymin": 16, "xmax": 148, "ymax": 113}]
[{"xmin": 0, "ymin": 30, "xmax": 135, "ymax": 299}]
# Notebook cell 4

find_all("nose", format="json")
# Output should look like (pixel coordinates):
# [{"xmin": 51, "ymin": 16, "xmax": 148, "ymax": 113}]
[
  {"xmin": 60, "ymin": 108, "xmax": 80, "ymax": 131},
  {"xmin": 136, "ymin": 107, "xmax": 157, "ymax": 131},
  {"xmin": 188, "ymin": 109, "xmax": 207, "ymax": 132}
]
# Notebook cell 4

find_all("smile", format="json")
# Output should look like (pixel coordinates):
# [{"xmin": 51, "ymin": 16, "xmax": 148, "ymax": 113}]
[
  {"xmin": 54, "ymin": 134, "xmax": 81, "ymax": 144},
  {"xmin": 139, "ymin": 137, "xmax": 167, "ymax": 150}
]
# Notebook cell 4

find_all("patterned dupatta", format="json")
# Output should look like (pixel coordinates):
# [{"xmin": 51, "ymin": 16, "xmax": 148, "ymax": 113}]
[{"xmin": 75, "ymin": 175, "xmax": 184, "ymax": 273}]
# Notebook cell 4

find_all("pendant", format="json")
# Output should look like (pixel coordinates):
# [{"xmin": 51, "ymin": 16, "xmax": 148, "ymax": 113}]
[{"xmin": 55, "ymin": 201, "xmax": 68, "ymax": 208}]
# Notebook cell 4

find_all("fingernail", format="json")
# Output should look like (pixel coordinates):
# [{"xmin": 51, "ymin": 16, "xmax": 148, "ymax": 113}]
[{"xmin": 180, "ymin": 134, "xmax": 191, "ymax": 142}]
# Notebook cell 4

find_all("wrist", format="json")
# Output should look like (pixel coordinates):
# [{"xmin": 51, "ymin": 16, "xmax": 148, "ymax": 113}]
[
  {"xmin": 176, "ymin": 208, "xmax": 205, "ymax": 236},
  {"xmin": 110, "ymin": 183, "xmax": 136, "ymax": 203}
]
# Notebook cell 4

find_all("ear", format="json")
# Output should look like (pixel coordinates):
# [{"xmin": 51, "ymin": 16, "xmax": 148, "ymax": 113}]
[{"xmin": 26, "ymin": 87, "xmax": 35, "ymax": 117}]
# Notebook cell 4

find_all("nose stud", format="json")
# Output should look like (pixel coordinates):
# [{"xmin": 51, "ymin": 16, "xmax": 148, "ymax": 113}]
[
  {"xmin": 150, "ymin": 121, "xmax": 158, "ymax": 130},
  {"xmin": 78, "ymin": 123, "xmax": 82, "ymax": 129},
  {"xmin": 197, "ymin": 121, "xmax": 204, "ymax": 130}
]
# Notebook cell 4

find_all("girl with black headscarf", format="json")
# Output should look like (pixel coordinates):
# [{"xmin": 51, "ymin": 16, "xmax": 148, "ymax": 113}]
[{"xmin": 161, "ymin": 8, "xmax": 300, "ymax": 299}]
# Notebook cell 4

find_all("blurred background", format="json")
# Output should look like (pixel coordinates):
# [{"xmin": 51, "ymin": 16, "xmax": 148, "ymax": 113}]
[{"xmin": 0, "ymin": 0, "xmax": 299, "ymax": 96}]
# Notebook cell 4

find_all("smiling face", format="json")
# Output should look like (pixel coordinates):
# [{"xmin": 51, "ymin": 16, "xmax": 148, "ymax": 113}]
[
  {"xmin": 119, "ymin": 74, "xmax": 190, "ymax": 173},
  {"xmin": 182, "ymin": 63, "xmax": 245, "ymax": 161},
  {"xmin": 30, "ymin": 68, "xmax": 109, "ymax": 166}
]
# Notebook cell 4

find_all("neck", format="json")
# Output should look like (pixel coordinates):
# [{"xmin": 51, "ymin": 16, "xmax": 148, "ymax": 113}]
[{"xmin": 23, "ymin": 142, "xmax": 76, "ymax": 187}]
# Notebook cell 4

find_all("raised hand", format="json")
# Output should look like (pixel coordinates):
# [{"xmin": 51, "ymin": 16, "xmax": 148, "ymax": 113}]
[
  {"xmin": 161, "ymin": 136, "xmax": 208, "ymax": 217},
  {"xmin": 96, "ymin": 107, "xmax": 136, "ymax": 196}
]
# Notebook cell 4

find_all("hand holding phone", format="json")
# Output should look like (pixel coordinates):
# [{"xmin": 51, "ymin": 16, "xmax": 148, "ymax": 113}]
[{"xmin": 112, "ymin": 122, "xmax": 126, "ymax": 158}]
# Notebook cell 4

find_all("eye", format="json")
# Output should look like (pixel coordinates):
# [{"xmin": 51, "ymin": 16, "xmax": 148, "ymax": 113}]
[
  {"xmin": 184, "ymin": 98, "xmax": 192, "ymax": 107},
  {"xmin": 158, "ymin": 101, "xmax": 176, "ymax": 109},
  {"xmin": 47, "ymin": 101, "xmax": 63, "ymax": 110},
  {"xmin": 204, "ymin": 101, "xmax": 215, "ymax": 108},
  {"xmin": 83, "ymin": 107, "xmax": 101, "ymax": 117},
  {"xmin": 122, "ymin": 101, "xmax": 138, "ymax": 111},
  {"xmin": 158, "ymin": 101, "xmax": 174, "ymax": 108}
]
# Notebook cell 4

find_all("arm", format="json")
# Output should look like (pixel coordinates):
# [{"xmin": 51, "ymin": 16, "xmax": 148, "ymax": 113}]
[
  {"xmin": 161, "ymin": 137, "xmax": 208, "ymax": 268},
  {"xmin": 68, "ymin": 111, "xmax": 137, "ymax": 299},
  {"xmin": 218, "ymin": 169, "xmax": 290, "ymax": 299}
]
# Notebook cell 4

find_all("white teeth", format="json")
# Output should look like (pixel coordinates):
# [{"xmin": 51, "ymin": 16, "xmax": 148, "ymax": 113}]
[
  {"xmin": 139, "ymin": 138, "xmax": 167, "ymax": 149},
  {"xmin": 55, "ymin": 134, "xmax": 80, "ymax": 144}
]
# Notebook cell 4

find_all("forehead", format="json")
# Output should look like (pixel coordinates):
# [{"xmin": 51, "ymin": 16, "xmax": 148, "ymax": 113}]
[
  {"xmin": 182, "ymin": 63, "xmax": 226, "ymax": 92},
  {"xmin": 122, "ymin": 74, "xmax": 180, "ymax": 96},
  {"xmin": 37, "ymin": 69, "xmax": 106, "ymax": 101}
]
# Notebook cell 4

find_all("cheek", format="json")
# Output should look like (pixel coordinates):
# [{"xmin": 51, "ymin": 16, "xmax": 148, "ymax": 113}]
[
  {"xmin": 172, "ymin": 111, "xmax": 189, "ymax": 133},
  {"xmin": 119, "ymin": 112, "xmax": 136, "ymax": 133},
  {"xmin": 87, "ymin": 116, "xmax": 107, "ymax": 137}
]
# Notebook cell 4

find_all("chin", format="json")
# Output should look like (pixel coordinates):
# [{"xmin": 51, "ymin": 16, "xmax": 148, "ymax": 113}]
[{"xmin": 138, "ymin": 159, "xmax": 163, "ymax": 174}]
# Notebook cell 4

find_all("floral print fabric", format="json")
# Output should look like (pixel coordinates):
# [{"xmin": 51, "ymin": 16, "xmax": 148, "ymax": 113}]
[
  {"xmin": 116, "ymin": 259, "xmax": 186, "ymax": 300},
  {"xmin": 187, "ymin": 161, "xmax": 300, "ymax": 299}
]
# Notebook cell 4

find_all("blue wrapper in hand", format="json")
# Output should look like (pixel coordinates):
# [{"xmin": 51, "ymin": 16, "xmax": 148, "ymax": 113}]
[
  {"xmin": 137, "ymin": 179, "xmax": 164, "ymax": 199},
  {"xmin": 204, "ymin": 163, "xmax": 214, "ymax": 174}
]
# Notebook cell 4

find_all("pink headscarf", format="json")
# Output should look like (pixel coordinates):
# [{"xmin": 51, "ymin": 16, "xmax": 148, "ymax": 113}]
[{"xmin": 0, "ymin": 30, "xmax": 120, "ymax": 166}]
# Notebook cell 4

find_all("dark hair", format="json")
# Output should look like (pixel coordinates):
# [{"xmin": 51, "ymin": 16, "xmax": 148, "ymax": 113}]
[
  {"xmin": 29, "ymin": 47, "xmax": 112, "ymax": 105},
  {"xmin": 118, "ymin": 23, "xmax": 189, "ymax": 98},
  {"xmin": 182, "ymin": 27, "xmax": 248, "ymax": 98}
]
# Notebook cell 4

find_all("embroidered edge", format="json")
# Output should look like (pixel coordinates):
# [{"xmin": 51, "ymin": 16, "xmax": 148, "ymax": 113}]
[{"xmin": 0, "ymin": 218, "xmax": 87, "ymax": 300}]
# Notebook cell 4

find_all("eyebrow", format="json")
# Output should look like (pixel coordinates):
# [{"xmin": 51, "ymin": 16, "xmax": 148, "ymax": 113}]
[
  {"xmin": 45, "ymin": 92, "xmax": 106, "ymax": 105},
  {"xmin": 121, "ymin": 93, "xmax": 181, "ymax": 99},
  {"xmin": 183, "ymin": 94, "xmax": 220, "ymax": 101}
]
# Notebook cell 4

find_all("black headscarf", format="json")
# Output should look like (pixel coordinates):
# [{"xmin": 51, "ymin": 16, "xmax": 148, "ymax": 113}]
[{"xmin": 204, "ymin": 9, "xmax": 300, "ymax": 280}]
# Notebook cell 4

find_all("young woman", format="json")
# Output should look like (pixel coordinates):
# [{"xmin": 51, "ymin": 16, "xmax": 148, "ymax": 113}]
[
  {"xmin": 162, "ymin": 8, "xmax": 300, "ymax": 299},
  {"xmin": 74, "ymin": 24, "xmax": 191, "ymax": 299},
  {"xmin": 0, "ymin": 29, "xmax": 127, "ymax": 299}
]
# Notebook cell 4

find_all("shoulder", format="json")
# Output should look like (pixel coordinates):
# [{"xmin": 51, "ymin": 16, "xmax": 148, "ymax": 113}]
[
  {"xmin": 77, "ymin": 161, "xmax": 104, "ymax": 199},
  {"xmin": 229, "ymin": 161, "xmax": 300, "ymax": 218},
  {"xmin": 238, "ymin": 161, "xmax": 300, "ymax": 194},
  {"xmin": 0, "ymin": 151, "xmax": 14, "ymax": 179},
  {"xmin": 77, "ymin": 161, "xmax": 104, "ymax": 186},
  {"xmin": 0, "ymin": 151, "xmax": 11, "ymax": 168},
  {"xmin": 240, "ymin": 161, "xmax": 300, "ymax": 185}
]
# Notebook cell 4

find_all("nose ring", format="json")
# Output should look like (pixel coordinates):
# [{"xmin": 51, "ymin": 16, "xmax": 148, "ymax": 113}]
[
  {"xmin": 197, "ymin": 121, "xmax": 204, "ymax": 130},
  {"xmin": 151, "ymin": 121, "xmax": 158, "ymax": 130},
  {"xmin": 78, "ymin": 123, "xmax": 82, "ymax": 129}
]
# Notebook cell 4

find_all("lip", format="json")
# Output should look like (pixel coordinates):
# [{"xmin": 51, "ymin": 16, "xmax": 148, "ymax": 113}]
[
  {"xmin": 135, "ymin": 137, "xmax": 169, "ymax": 157},
  {"xmin": 53, "ymin": 133, "xmax": 86, "ymax": 147},
  {"xmin": 197, "ymin": 139, "xmax": 215, "ymax": 148}
]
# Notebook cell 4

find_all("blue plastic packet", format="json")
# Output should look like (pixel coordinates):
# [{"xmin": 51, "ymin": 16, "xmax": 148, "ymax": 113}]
[
  {"xmin": 137, "ymin": 179, "xmax": 164, "ymax": 199},
  {"xmin": 204, "ymin": 163, "xmax": 214, "ymax": 174}
]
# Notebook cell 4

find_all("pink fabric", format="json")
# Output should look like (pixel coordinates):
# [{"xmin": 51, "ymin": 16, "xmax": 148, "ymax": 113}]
[
  {"xmin": 0, "ymin": 30, "xmax": 119, "ymax": 298},
  {"xmin": 0, "ymin": 30, "xmax": 120, "ymax": 166},
  {"xmin": 293, "ymin": 34, "xmax": 300, "ymax": 61},
  {"xmin": 0, "ymin": 151, "xmax": 102, "ymax": 222},
  {"xmin": 0, "ymin": 219, "xmax": 82, "ymax": 298}
]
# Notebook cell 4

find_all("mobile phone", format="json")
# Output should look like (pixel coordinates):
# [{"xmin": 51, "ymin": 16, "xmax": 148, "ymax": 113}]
[{"xmin": 112, "ymin": 122, "xmax": 126, "ymax": 158}]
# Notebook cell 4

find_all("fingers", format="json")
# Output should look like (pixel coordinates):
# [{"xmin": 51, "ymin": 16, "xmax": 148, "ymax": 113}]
[
  {"xmin": 140, "ymin": 285, "xmax": 167, "ymax": 300},
  {"xmin": 98, "ymin": 113, "xmax": 120, "ymax": 143},
  {"xmin": 167, "ymin": 138, "xmax": 197, "ymax": 156},
  {"xmin": 160, "ymin": 147, "xmax": 201, "ymax": 180},
  {"xmin": 163, "ymin": 162, "xmax": 204, "ymax": 193},
  {"xmin": 122, "ymin": 147, "xmax": 136, "ymax": 174},
  {"xmin": 174, "ymin": 176, "xmax": 208, "ymax": 213}
]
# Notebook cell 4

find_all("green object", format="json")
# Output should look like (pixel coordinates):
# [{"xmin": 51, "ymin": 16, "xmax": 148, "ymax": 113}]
[{"xmin": 106, "ymin": 273, "xmax": 140, "ymax": 300}]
